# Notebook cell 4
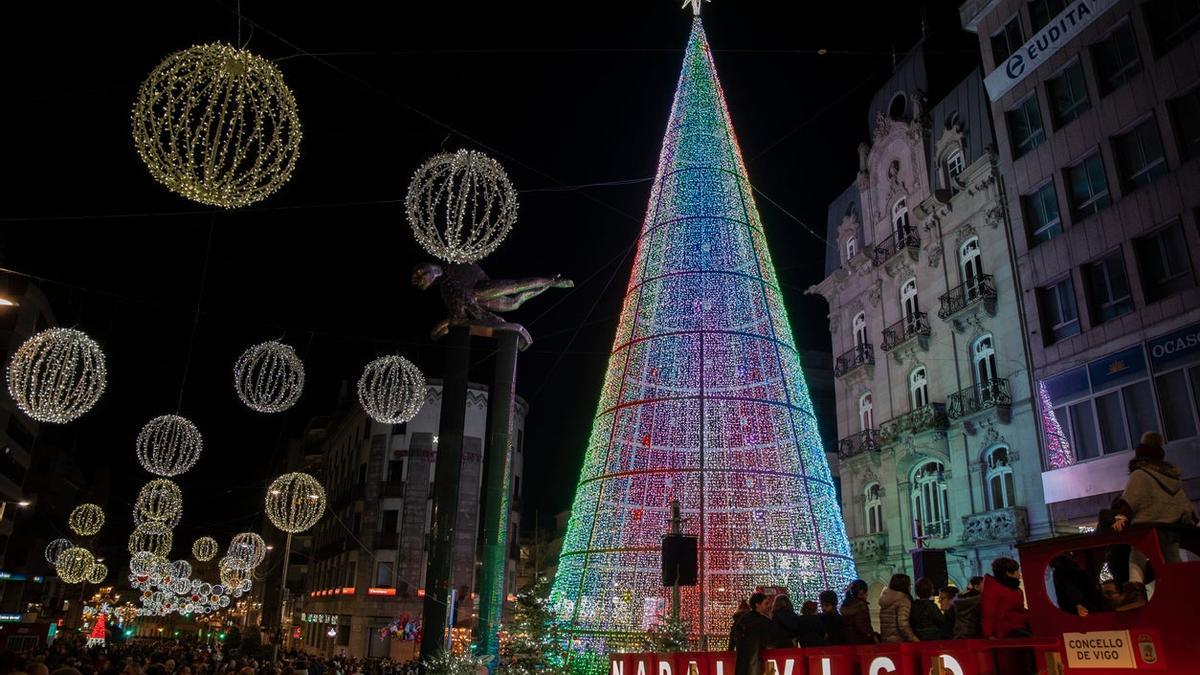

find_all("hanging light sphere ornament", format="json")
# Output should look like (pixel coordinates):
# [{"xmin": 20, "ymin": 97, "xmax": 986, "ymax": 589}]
[
  {"xmin": 45, "ymin": 538, "xmax": 74, "ymax": 566},
  {"xmin": 357, "ymin": 355, "xmax": 426, "ymax": 424},
  {"xmin": 6, "ymin": 328, "xmax": 107, "ymax": 424},
  {"xmin": 128, "ymin": 521, "xmax": 173, "ymax": 557},
  {"xmin": 87, "ymin": 562, "xmax": 108, "ymax": 585},
  {"xmin": 136, "ymin": 414, "xmax": 202, "ymax": 477},
  {"xmin": 265, "ymin": 472, "xmax": 325, "ymax": 533},
  {"xmin": 227, "ymin": 532, "xmax": 267, "ymax": 569},
  {"xmin": 192, "ymin": 536, "xmax": 218, "ymax": 562},
  {"xmin": 56, "ymin": 547, "xmax": 95, "ymax": 584},
  {"xmin": 131, "ymin": 43, "xmax": 302, "ymax": 209},
  {"xmin": 129, "ymin": 550, "xmax": 162, "ymax": 576},
  {"xmin": 68, "ymin": 503, "xmax": 106, "ymax": 537},
  {"xmin": 405, "ymin": 149, "xmax": 518, "ymax": 263},
  {"xmin": 233, "ymin": 341, "xmax": 304, "ymax": 413},
  {"xmin": 135, "ymin": 479, "xmax": 183, "ymax": 525}
]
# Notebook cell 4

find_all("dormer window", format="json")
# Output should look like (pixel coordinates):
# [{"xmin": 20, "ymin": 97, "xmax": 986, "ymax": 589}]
[
  {"xmin": 845, "ymin": 236, "xmax": 857, "ymax": 262},
  {"xmin": 945, "ymin": 148, "xmax": 965, "ymax": 188}
]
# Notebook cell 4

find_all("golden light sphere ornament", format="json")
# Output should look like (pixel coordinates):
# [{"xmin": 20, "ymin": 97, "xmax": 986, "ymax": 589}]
[
  {"xmin": 233, "ymin": 341, "xmax": 304, "ymax": 413},
  {"xmin": 357, "ymin": 355, "xmax": 426, "ymax": 424},
  {"xmin": 405, "ymin": 149, "xmax": 518, "ymax": 263},
  {"xmin": 227, "ymin": 532, "xmax": 267, "ymax": 569},
  {"xmin": 218, "ymin": 557, "xmax": 250, "ymax": 588},
  {"xmin": 132, "ymin": 43, "xmax": 302, "ymax": 208},
  {"xmin": 68, "ymin": 503, "xmax": 105, "ymax": 537},
  {"xmin": 192, "ymin": 536, "xmax": 218, "ymax": 562},
  {"xmin": 128, "ymin": 521, "xmax": 173, "ymax": 557},
  {"xmin": 56, "ymin": 547, "xmax": 95, "ymax": 584},
  {"xmin": 136, "ymin": 414, "xmax": 203, "ymax": 477},
  {"xmin": 6, "ymin": 328, "xmax": 107, "ymax": 424},
  {"xmin": 134, "ymin": 479, "xmax": 183, "ymax": 526},
  {"xmin": 87, "ymin": 562, "xmax": 108, "ymax": 585},
  {"xmin": 265, "ymin": 472, "xmax": 325, "ymax": 533}
]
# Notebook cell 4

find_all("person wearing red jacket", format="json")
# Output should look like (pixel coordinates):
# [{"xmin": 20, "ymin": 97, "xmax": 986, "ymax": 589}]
[{"xmin": 981, "ymin": 557, "xmax": 1031, "ymax": 638}]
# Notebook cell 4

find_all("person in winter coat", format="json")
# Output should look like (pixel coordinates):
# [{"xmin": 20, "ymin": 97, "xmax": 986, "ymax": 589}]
[
  {"xmin": 878, "ymin": 574, "xmax": 919, "ymax": 643},
  {"xmin": 981, "ymin": 557, "xmax": 1030, "ymax": 638},
  {"xmin": 727, "ymin": 601, "xmax": 751, "ymax": 651},
  {"xmin": 952, "ymin": 576, "xmax": 984, "ymax": 638},
  {"xmin": 818, "ymin": 590, "xmax": 847, "ymax": 645},
  {"xmin": 768, "ymin": 596, "xmax": 826, "ymax": 648},
  {"xmin": 909, "ymin": 578, "xmax": 943, "ymax": 641},
  {"xmin": 839, "ymin": 579, "xmax": 878, "ymax": 645},
  {"xmin": 1049, "ymin": 554, "xmax": 1102, "ymax": 617},
  {"xmin": 733, "ymin": 593, "xmax": 773, "ymax": 675},
  {"xmin": 1113, "ymin": 432, "xmax": 1199, "ymax": 584},
  {"xmin": 938, "ymin": 586, "xmax": 959, "ymax": 639}
]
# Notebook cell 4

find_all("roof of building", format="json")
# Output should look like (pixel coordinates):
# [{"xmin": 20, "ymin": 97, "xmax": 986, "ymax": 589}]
[
  {"xmin": 824, "ymin": 182, "xmax": 862, "ymax": 278},
  {"xmin": 925, "ymin": 67, "xmax": 993, "ymax": 188}
]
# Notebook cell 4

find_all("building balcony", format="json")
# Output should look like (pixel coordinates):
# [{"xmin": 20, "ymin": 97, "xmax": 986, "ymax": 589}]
[
  {"xmin": 871, "ymin": 227, "xmax": 920, "ymax": 267},
  {"xmin": 850, "ymin": 532, "xmax": 888, "ymax": 561},
  {"xmin": 881, "ymin": 312, "xmax": 931, "ymax": 353},
  {"xmin": 961, "ymin": 506, "xmax": 1029, "ymax": 545},
  {"xmin": 838, "ymin": 429, "xmax": 882, "ymax": 461},
  {"xmin": 916, "ymin": 520, "xmax": 952, "ymax": 541},
  {"xmin": 947, "ymin": 377, "xmax": 1012, "ymax": 420},
  {"xmin": 834, "ymin": 343, "xmax": 874, "ymax": 378},
  {"xmin": 879, "ymin": 403, "xmax": 948, "ymax": 443},
  {"xmin": 937, "ymin": 275, "xmax": 997, "ymax": 321}
]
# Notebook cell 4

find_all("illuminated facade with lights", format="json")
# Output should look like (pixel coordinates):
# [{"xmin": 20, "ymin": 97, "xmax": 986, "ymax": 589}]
[
  {"xmin": 550, "ymin": 19, "xmax": 854, "ymax": 653},
  {"xmin": 299, "ymin": 381, "xmax": 526, "ymax": 659},
  {"xmin": 810, "ymin": 47, "xmax": 1053, "ymax": 599}
]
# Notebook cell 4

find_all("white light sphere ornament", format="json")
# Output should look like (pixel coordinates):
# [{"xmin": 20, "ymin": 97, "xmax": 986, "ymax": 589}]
[
  {"xmin": 87, "ymin": 562, "xmax": 108, "ymax": 585},
  {"xmin": 68, "ymin": 503, "xmax": 105, "ymax": 536},
  {"xmin": 56, "ymin": 547, "xmax": 95, "ymax": 584},
  {"xmin": 136, "ymin": 414, "xmax": 202, "ymax": 477},
  {"xmin": 132, "ymin": 43, "xmax": 302, "ymax": 209},
  {"xmin": 129, "ymin": 550, "xmax": 162, "ymax": 576},
  {"xmin": 128, "ymin": 521, "xmax": 173, "ymax": 557},
  {"xmin": 227, "ymin": 532, "xmax": 267, "ymax": 569},
  {"xmin": 45, "ymin": 538, "xmax": 73, "ymax": 565},
  {"xmin": 405, "ymin": 149, "xmax": 518, "ymax": 263},
  {"xmin": 358, "ymin": 355, "xmax": 426, "ymax": 424},
  {"xmin": 192, "ymin": 536, "xmax": 218, "ymax": 562},
  {"xmin": 265, "ymin": 472, "xmax": 325, "ymax": 533},
  {"xmin": 6, "ymin": 328, "xmax": 107, "ymax": 424},
  {"xmin": 135, "ymin": 479, "xmax": 183, "ymax": 525},
  {"xmin": 233, "ymin": 341, "xmax": 304, "ymax": 413}
]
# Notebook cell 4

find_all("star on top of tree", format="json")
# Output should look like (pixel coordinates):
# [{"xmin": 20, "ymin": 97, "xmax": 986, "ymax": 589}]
[{"xmin": 682, "ymin": 0, "xmax": 710, "ymax": 17}]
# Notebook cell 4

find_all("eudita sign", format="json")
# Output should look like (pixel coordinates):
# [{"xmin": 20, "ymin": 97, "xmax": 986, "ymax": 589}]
[{"xmin": 984, "ymin": 0, "xmax": 1118, "ymax": 101}]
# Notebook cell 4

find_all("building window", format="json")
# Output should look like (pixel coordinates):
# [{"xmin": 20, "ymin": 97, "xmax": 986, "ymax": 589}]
[
  {"xmin": 1066, "ymin": 152, "xmax": 1110, "ymax": 220},
  {"xmin": 1008, "ymin": 96, "xmax": 1046, "ymax": 159},
  {"xmin": 985, "ymin": 446, "xmax": 1017, "ymax": 510},
  {"xmin": 859, "ymin": 392, "xmax": 874, "ymax": 431},
  {"xmin": 375, "ymin": 561, "xmax": 394, "ymax": 587},
  {"xmin": 1155, "ymin": 368, "xmax": 1199, "ymax": 440},
  {"xmin": 973, "ymin": 334, "xmax": 998, "ymax": 386},
  {"xmin": 1029, "ymin": 0, "xmax": 1067, "ymax": 32},
  {"xmin": 1093, "ymin": 19, "xmax": 1142, "ymax": 95},
  {"xmin": 991, "ymin": 16, "xmax": 1024, "ymax": 65},
  {"xmin": 909, "ymin": 367, "xmax": 929, "ymax": 410},
  {"xmin": 1039, "ymin": 278, "xmax": 1081, "ymax": 343},
  {"xmin": 944, "ymin": 148, "xmax": 966, "ymax": 188},
  {"xmin": 380, "ymin": 509, "xmax": 399, "ymax": 534},
  {"xmin": 1135, "ymin": 221, "xmax": 1194, "ymax": 301},
  {"xmin": 1169, "ymin": 88, "xmax": 1200, "ymax": 160},
  {"xmin": 911, "ymin": 461, "xmax": 950, "ymax": 540},
  {"xmin": 514, "ymin": 475, "xmax": 522, "ymax": 499},
  {"xmin": 960, "ymin": 237, "xmax": 984, "ymax": 295},
  {"xmin": 900, "ymin": 278, "xmax": 919, "ymax": 322},
  {"xmin": 892, "ymin": 198, "xmax": 910, "ymax": 236},
  {"xmin": 845, "ymin": 235, "xmax": 857, "ymax": 262},
  {"xmin": 852, "ymin": 312, "xmax": 867, "ymax": 347},
  {"xmin": 1085, "ymin": 251, "xmax": 1134, "ymax": 323},
  {"xmin": 1024, "ymin": 181, "xmax": 1062, "ymax": 245},
  {"xmin": 1048, "ymin": 60, "xmax": 1091, "ymax": 128},
  {"xmin": 864, "ymin": 483, "xmax": 884, "ymax": 535},
  {"xmin": 387, "ymin": 458, "xmax": 406, "ymax": 484},
  {"xmin": 346, "ymin": 561, "xmax": 357, "ymax": 587},
  {"xmin": 1145, "ymin": 0, "xmax": 1200, "ymax": 56},
  {"xmin": 1115, "ymin": 117, "xmax": 1168, "ymax": 191}
]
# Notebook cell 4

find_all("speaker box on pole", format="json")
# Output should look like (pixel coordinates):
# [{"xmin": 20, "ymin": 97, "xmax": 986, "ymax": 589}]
[
  {"xmin": 661, "ymin": 534, "xmax": 698, "ymax": 586},
  {"xmin": 911, "ymin": 548, "xmax": 949, "ymax": 590}
]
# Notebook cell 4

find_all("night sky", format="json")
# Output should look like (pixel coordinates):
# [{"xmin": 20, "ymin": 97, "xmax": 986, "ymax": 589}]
[{"xmin": 0, "ymin": 2, "xmax": 977, "ymax": 555}]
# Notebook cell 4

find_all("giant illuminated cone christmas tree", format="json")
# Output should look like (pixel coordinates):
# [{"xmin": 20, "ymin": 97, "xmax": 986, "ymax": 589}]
[{"xmin": 550, "ymin": 18, "xmax": 855, "ymax": 651}]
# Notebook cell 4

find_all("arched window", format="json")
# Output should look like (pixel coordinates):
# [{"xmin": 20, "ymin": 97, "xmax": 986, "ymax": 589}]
[
  {"xmin": 985, "ymin": 446, "xmax": 1016, "ymax": 510},
  {"xmin": 909, "ymin": 367, "xmax": 929, "ymax": 409},
  {"xmin": 960, "ymin": 237, "xmax": 983, "ymax": 300},
  {"xmin": 888, "ymin": 92, "xmax": 907, "ymax": 120},
  {"xmin": 944, "ymin": 148, "xmax": 966, "ymax": 188},
  {"xmin": 865, "ymin": 483, "xmax": 884, "ymax": 534},
  {"xmin": 853, "ymin": 312, "xmax": 867, "ymax": 347},
  {"xmin": 893, "ymin": 198, "xmax": 910, "ymax": 237},
  {"xmin": 912, "ymin": 461, "xmax": 950, "ymax": 540},
  {"xmin": 846, "ymin": 235, "xmax": 857, "ymax": 262},
  {"xmin": 859, "ymin": 392, "xmax": 874, "ymax": 431},
  {"xmin": 900, "ymin": 278, "xmax": 919, "ymax": 325},
  {"xmin": 973, "ymin": 334, "xmax": 998, "ymax": 386}
]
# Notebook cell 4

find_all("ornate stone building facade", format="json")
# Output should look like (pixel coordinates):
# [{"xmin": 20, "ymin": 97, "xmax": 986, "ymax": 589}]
[{"xmin": 810, "ymin": 50, "xmax": 1053, "ymax": 599}]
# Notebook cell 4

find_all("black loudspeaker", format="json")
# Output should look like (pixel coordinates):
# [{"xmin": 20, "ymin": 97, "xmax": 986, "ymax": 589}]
[
  {"xmin": 662, "ymin": 534, "xmax": 699, "ymax": 586},
  {"xmin": 911, "ymin": 548, "xmax": 949, "ymax": 590}
]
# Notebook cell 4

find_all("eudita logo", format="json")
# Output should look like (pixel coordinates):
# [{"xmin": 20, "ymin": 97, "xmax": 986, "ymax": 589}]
[{"xmin": 985, "ymin": 0, "xmax": 1116, "ymax": 101}]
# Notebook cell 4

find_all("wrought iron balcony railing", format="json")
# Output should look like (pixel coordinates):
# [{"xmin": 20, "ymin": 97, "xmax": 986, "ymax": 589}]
[
  {"xmin": 872, "ymin": 227, "xmax": 920, "ymax": 266},
  {"xmin": 947, "ymin": 377, "xmax": 1012, "ymax": 419},
  {"xmin": 915, "ymin": 520, "xmax": 951, "ymax": 541},
  {"xmin": 961, "ymin": 507, "xmax": 1029, "ymax": 544},
  {"xmin": 834, "ymin": 343, "xmax": 874, "ymax": 378},
  {"xmin": 838, "ymin": 429, "xmax": 882, "ymax": 461},
  {"xmin": 879, "ymin": 403, "xmax": 948, "ymax": 442},
  {"xmin": 938, "ymin": 274, "xmax": 997, "ymax": 319},
  {"xmin": 881, "ymin": 312, "xmax": 931, "ymax": 352}
]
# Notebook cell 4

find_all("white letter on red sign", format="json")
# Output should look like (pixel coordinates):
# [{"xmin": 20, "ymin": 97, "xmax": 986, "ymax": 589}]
[{"xmin": 868, "ymin": 657, "xmax": 897, "ymax": 675}]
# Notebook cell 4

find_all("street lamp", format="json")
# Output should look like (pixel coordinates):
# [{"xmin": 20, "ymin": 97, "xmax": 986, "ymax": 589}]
[{"xmin": 0, "ymin": 500, "xmax": 31, "ymax": 521}]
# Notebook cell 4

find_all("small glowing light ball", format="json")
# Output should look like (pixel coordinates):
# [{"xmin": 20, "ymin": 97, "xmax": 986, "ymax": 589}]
[
  {"xmin": 233, "ymin": 341, "xmax": 305, "ymax": 413},
  {"xmin": 227, "ymin": 532, "xmax": 267, "ymax": 569},
  {"xmin": 68, "ymin": 503, "xmax": 105, "ymax": 537},
  {"xmin": 87, "ymin": 562, "xmax": 108, "ymax": 585},
  {"xmin": 135, "ymin": 479, "xmax": 183, "ymax": 525},
  {"xmin": 128, "ymin": 521, "xmax": 173, "ymax": 557},
  {"xmin": 56, "ymin": 547, "xmax": 95, "ymax": 584},
  {"xmin": 265, "ymin": 472, "xmax": 325, "ymax": 533},
  {"xmin": 405, "ymin": 149, "xmax": 518, "ymax": 263},
  {"xmin": 358, "ymin": 355, "xmax": 426, "ymax": 424},
  {"xmin": 192, "ymin": 536, "xmax": 218, "ymax": 562},
  {"xmin": 6, "ymin": 328, "xmax": 107, "ymax": 423},
  {"xmin": 45, "ymin": 538, "xmax": 73, "ymax": 565},
  {"xmin": 136, "ymin": 414, "xmax": 202, "ymax": 477}
]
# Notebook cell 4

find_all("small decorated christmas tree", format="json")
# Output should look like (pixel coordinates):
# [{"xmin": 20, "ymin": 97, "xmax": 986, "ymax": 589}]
[
  {"xmin": 500, "ymin": 576, "xmax": 567, "ymax": 674},
  {"xmin": 87, "ymin": 612, "xmax": 107, "ymax": 646}
]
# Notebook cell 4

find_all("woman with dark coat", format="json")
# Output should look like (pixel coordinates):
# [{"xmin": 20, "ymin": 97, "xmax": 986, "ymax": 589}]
[
  {"xmin": 909, "ymin": 578, "xmax": 944, "ymax": 641},
  {"xmin": 981, "ymin": 557, "xmax": 1031, "ymax": 638},
  {"xmin": 839, "ymin": 579, "xmax": 878, "ymax": 645},
  {"xmin": 1049, "ymin": 555, "xmax": 1102, "ymax": 616}
]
